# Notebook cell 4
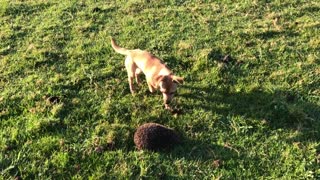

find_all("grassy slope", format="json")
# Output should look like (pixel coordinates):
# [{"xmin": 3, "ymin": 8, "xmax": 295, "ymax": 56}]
[{"xmin": 1, "ymin": 0, "xmax": 319, "ymax": 179}]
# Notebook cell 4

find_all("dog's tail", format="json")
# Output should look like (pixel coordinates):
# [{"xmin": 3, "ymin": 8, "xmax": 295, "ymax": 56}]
[{"xmin": 110, "ymin": 37, "xmax": 130, "ymax": 55}]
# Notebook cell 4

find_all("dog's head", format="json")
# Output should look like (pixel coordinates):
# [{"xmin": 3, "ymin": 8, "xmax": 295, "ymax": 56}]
[{"xmin": 156, "ymin": 75, "xmax": 184, "ymax": 105}]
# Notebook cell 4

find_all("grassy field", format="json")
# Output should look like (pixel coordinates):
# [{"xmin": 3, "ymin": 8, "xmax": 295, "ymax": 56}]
[{"xmin": 1, "ymin": 0, "xmax": 319, "ymax": 179}]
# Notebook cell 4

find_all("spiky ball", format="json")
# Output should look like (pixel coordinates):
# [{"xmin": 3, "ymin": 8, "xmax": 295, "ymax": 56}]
[{"xmin": 134, "ymin": 123, "xmax": 180, "ymax": 151}]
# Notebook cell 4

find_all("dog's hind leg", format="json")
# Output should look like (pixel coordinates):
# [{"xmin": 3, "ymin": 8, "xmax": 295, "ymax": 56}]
[
  {"xmin": 135, "ymin": 68, "xmax": 142, "ymax": 84},
  {"xmin": 125, "ymin": 56, "xmax": 137, "ymax": 94}
]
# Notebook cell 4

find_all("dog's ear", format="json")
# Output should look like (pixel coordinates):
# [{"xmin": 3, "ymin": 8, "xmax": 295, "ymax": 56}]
[{"xmin": 172, "ymin": 76, "xmax": 184, "ymax": 84}]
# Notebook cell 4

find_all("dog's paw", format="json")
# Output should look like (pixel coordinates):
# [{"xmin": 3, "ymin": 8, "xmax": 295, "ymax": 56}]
[
  {"xmin": 164, "ymin": 104, "xmax": 172, "ymax": 110},
  {"xmin": 144, "ymin": 89, "xmax": 153, "ymax": 95}
]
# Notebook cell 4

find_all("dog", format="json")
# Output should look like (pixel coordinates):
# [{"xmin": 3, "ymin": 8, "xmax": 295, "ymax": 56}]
[{"xmin": 110, "ymin": 37, "xmax": 184, "ymax": 109}]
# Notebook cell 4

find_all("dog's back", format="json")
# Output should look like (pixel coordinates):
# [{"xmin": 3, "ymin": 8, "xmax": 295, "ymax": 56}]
[{"xmin": 110, "ymin": 37, "xmax": 171, "ymax": 76}]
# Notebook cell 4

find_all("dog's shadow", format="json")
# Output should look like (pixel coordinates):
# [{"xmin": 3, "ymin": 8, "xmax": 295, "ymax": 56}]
[{"xmin": 179, "ymin": 84, "xmax": 320, "ymax": 142}]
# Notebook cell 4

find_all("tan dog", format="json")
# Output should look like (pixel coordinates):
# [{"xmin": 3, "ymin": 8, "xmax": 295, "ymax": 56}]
[{"xmin": 110, "ymin": 37, "xmax": 183, "ymax": 109}]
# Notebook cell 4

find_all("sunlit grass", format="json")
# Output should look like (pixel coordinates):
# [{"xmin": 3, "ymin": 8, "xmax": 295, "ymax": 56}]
[{"xmin": 1, "ymin": 0, "xmax": 319, "ymax": 179}]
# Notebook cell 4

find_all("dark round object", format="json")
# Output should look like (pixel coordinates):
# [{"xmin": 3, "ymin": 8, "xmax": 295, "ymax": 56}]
[{"xmin": 134, "ymin": 123, "xmax": 180, "ymax": 151}]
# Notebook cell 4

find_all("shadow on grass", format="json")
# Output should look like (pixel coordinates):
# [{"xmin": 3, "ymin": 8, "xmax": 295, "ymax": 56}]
[
  {"xmin": 177, "ymin": 47, "xmax": 319, "ymax": 142},
  {"xmin": 256, "ymin": 30, "xmax": 299, "ymax": 40},
  {"xmin": 170, "ymin": 138, "xmax": 237, "ymax": 161},
  {"xmin": 4, "ymin": 2, "xmax": 53, "ymax": 17},
  {"xmin": 180, "ymin": 85, "xmax": 320, "ymax": 141},
  {"xmin": 132, "ymin": 137, "xmax": 238, "ymax": 179}
]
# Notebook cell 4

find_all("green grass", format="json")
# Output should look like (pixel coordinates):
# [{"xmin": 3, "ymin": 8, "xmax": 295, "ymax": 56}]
[{"xmin": 1, "ymin": 0, "xmax": 319, "ymax": 179}]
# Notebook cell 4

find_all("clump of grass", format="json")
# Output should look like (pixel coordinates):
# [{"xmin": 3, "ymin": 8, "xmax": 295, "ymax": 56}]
[{"xmin": 0, "ymin": 0, "xmax": 9, "ymax": 16}]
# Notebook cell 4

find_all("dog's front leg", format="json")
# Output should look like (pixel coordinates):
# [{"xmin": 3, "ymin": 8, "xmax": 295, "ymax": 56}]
[{"xmin": 147, "ymin": 80, "xmax": 156, "ymax": 93}]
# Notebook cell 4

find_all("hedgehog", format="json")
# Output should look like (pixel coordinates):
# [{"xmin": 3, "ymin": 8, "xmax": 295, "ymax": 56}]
[{"xmin": 134, "ymin": 123, "xmax": 181, "ymax": 151}]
